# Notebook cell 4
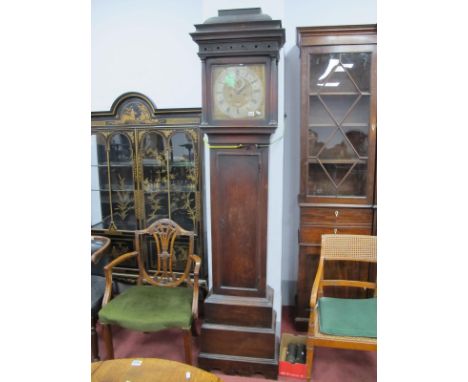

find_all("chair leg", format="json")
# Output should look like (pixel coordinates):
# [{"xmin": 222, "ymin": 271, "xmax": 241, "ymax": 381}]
[
  {"xmin": 191, "ymin": 318, "xmax": 201, "ymax": 337},
  {"xmin": 91, "ymin": 315, "xmax": 99, "ymax": 362},
  {"xmin": 102, "ymin": 324, "xmax": 114, "ymax": 360},
  {"xmin": 183, "ymin": 329, "xmax": 192, "ymax": 365},
  {"xmin": 306, "ymin": 342, "xmax": 315, "ymax": 381}
]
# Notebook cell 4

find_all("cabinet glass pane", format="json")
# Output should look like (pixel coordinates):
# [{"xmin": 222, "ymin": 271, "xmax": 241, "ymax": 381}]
[
  {"xmin": 307, "ymin": 162, "xmax": 336, "ymax": 196},
  {"xmin": 307, "ymin": 50, "xmax": 372, "ymax": 198},
  {"xmin": 141, "ymin": 132, "xmax": 168, "ymax": 226},
  {"xmin": 308, "ymin": 161, "xmax": 368, "ymax": 197},
  {"xmin": 109, "ymin": 133, "xmax": 132, "ymax": 164},
  {"xmin": 342, "ymin": 95, "xmax": 370, "ymax": 125},
  {"xmin": 110, "ymin": 167, "xmax": 134, "ymax": 191},
  {"xmin": 340, "ymin": 52, "xmax": 371, "ymax": 92},
  {"xmin": 309, "ymin": 96, "xmax": 335, "ymax": 125},
  {"xmin": 92, "ymin": 192, "xmax": 111, "ymax": 229},
  {"xmin": 108, "ymin": 133, "xmax": 136, "ymax": 230},
  {"xmin": 309, "ymin": 53, "xmax": 340, "ymax": 93},
  {"xmin": 319, "ymin": 95, "xmax": 360, "ymax": 124},
  {"xmin": 141, "ymin": 132, "xmax": 166, "ymax": 165},
  {"xmin": 170, "ymin": 191, "xmax": 196, "ymax": 231},
  {"xmin": 308, "ymin": 126, "xmax": 333, "ymax": 156},
  {"xmin": 317, "ymin": 129, "xmax": 358, "ymax": 160},
  {"xmin": 338, "ymin": 162, "xmax": 368, "ymax": 196},
  {"xmin": 342, "ymin": 125, "xmax": 369, "ymax": 156},
  {"xmin": 111, "ymin": 190, "xmax": 137, "ymax": 230},
  {"xmin": 145, "ymin": 192, "xmax": 169, "ymax": 225},
  {"xmin": 169, "ymin": 132, "xmax": 197, "ymax": 192},
  {"xmin": 91, "ymin": 133, "xmax": 109, "ymax": 228},
  {"xmin": 141, "ymin": 132, "xmax": 167, "ymax": 191}
]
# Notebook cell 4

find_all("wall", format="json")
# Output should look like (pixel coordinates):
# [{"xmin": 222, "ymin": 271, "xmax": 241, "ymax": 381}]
[
  {"xmin": 92, "ymin": 0, "xmax": 202, "ymax": 110},
  {"xmin": 91, "ymin": 0, "xmax": 377, "ymax": 326}
]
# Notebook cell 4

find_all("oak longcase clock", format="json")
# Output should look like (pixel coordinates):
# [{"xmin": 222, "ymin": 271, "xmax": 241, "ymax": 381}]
[{"xmin": 191, "ymin": 8, "xmax": 285, "ymax": 379}]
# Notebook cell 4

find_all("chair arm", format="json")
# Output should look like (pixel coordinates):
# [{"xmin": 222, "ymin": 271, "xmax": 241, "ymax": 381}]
[
  {"xmin": 102, "ymin": 251, "xmax": 138, "ymax": 306},
  {"xmin": 91, "ymin": 236, "xmax": 111, "ymax": 264},
  {"xmin": 309, "ymin": 260, "xmax": 324, "ymax": 309},
  {"xmin": 189, "ymin": 254, "xmax": 201, "ymax": 320}
]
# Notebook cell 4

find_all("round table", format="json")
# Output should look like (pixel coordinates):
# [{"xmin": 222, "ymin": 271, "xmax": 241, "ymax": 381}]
[{"xmin": 91, "ymin": 358, "xmax": 222, "ymax": 382}]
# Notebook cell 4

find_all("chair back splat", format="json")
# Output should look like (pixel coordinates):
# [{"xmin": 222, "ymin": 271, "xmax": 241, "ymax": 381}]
[{"xmin": 135, "ymin": 218, "xmax": 195, "ymax": 288}]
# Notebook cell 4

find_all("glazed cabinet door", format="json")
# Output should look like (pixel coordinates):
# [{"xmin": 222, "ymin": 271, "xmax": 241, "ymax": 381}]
[
  {"xmin": 136, "ymin": 129, "xmax": 201, "ymax": 273},
  {"xmin": 301, "ymin": 45, "xmax": 376, "ymax": 205}
]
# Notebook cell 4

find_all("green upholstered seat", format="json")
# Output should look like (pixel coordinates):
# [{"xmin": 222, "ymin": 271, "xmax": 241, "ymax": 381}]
[
  {"xmin": 318, "ymin": 297, "xmax": 377, "ymax": 338},
  {"xmin": 98, "ymin": 285, "xmax": 193, "ymax": 332}
]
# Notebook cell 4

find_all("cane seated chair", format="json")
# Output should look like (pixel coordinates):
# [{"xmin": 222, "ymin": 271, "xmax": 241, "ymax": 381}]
[
  {"xmin": 306, "ymin": 234, "xmax": 377, "ymax": 381},
  {"xmin": 98, "ymin": 219, "xmax": 201, "ymax": 365}
]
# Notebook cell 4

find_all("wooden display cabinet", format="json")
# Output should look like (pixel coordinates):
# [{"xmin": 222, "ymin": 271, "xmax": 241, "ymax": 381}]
[
  {"xmin": 91, "ymin": 92, "xmax": 206, "ymax": 279},
  {"xmin": 295, "ymin": 25, "xmax": 377, "ymax": 331}
]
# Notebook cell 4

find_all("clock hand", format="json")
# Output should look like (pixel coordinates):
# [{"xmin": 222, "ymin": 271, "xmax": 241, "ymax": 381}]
[{"xmin": 235, "ymin": 81, "xmax": 248, "ymax": 95}]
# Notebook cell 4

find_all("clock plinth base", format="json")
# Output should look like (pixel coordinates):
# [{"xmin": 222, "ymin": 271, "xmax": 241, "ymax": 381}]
[
  {"xmin": 198, "ymin": 353, "xmax": 278, "ymax": 380},
  {"xmin": 198, "ymin": 287, "xmax": 278, "ymax": 379}
]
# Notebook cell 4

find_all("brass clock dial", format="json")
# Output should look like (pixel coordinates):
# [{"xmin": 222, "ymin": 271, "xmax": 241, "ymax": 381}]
[{"xmin": 212, "ymin": 64, "xmax": 266, "ymax": 120}]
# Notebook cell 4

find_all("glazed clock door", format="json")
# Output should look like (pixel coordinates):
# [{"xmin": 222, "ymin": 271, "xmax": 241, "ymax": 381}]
[{"xmin": 303, "ymin": 45, "xmax": 376, "ymax": 204}]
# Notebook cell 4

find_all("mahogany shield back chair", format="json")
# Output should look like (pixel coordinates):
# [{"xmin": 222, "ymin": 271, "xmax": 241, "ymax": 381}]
[
  {"xmin": 306, "ymin": 234, "xmax": 377, "ymax": 381},
  {"xmin": 98, "ymin": 219, "xmax": 201, "ymax": 365},
  {"xmin": 91, "ymin": 235, "xmax": 111, "ymax": 361}
]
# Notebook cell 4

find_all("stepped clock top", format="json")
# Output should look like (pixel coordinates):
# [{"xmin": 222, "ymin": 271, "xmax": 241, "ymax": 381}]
[
  {"xmin": 203, "ymin": 8, "xmax": 272, "ymax": 24},
  {"xmin": 191, "ymin": 7, "xmax": 285, "ymax": 59}
]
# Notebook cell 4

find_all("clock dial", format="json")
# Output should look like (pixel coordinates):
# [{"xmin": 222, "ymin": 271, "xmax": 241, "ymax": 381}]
[{"xmin": 212, "ymin": 64, "xmax": 266, "ymax": 120}]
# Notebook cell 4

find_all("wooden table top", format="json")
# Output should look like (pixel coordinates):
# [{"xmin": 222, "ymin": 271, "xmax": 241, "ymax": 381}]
[{"xmin": 91, "ymin": 358, "xmax": 223, "ymax": 382}]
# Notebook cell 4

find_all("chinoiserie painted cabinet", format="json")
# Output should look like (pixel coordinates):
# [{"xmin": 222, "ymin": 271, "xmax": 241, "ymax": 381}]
[
  {"xmin": 294, "ymin": 25, "xmax": 377, "ymax": 331},
  {"xmin": 91, "ymin": 93, "xmax": 206, "ymax": 279}
]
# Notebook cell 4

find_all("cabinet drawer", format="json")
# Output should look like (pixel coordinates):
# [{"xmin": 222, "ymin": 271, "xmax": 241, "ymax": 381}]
[
  {"xmin": 299, "ymin": 226, "xmax": 373, "ymax": 244},
  {"xmin": 301, "ymin": 207, "xmax": 373, "ymax": 226}
]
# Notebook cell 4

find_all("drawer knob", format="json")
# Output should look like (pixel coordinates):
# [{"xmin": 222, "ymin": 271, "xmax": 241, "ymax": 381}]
[
  {"xmin": 335, "ymin": 210, "xmax": 339, "ymax": 217},
  {"xmin": 334, "ymin": 228, "xmax": 338, "ymax": 234}
]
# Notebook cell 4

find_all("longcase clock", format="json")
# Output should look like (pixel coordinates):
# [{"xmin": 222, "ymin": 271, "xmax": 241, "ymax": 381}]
[{"xmin": 191, "ymin": 8, "xmax": 285, "ymax": 379}]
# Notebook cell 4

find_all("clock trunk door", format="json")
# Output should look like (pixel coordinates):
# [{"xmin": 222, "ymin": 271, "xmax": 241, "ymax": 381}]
[{"xmin": 210, "ymin": 146, "xmax": 268, "ymax": 297}]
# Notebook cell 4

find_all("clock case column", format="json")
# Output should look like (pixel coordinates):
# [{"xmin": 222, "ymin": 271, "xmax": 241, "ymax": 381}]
[{"xmin": 191, "ymin": 8, "xmax": 285, "ymax": 379}]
